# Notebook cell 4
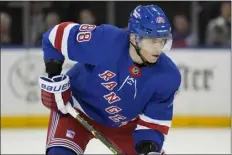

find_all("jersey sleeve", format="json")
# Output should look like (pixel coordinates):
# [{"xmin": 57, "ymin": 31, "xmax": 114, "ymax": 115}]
[
  {"xmin": 133, "ymin": 74, "xmax": 181, "ymax": 152},
  {"xmin": 42, "ymin": 22, "xmax": 114, "ymax": 65}
]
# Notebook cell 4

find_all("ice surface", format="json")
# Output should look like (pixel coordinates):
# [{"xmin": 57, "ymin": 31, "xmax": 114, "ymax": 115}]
[{"xmin": 1, "ymin": 128, "xmax": 231, "ymax": 154}]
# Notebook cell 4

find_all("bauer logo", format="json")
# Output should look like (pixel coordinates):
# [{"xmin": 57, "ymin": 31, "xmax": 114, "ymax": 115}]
[{"xmin": 41, "ymin": 82, "xmax": 70, "ymax": 93}]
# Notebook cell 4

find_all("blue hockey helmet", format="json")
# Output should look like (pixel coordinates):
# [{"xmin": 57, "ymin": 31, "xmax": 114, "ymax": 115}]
[
  {"xmin": 128, "ymin": 5, "xmax": 172, "ymax": 52},
  {"xmin": 128, "ymin": 5, "xmax": 171, "ymax": 38}
]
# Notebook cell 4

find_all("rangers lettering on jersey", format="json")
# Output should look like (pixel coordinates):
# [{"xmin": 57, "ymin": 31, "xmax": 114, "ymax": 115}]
[
  {"xmin": 98, "ymin": 70, "xmax": 116, "ymax": 81},
  {"xmin": 105, "ymin": 106, "xmax": 122, "ymax": 114},
  {"xmin": 109, "ymin": 114, "xmax": 127, "ymax": 123},
  {"xmin": 103, "ymin": 92, "xmax": 121, "ymax": 104},
  {"xmin": 101, "ymin": 82, "xmax": 117, "ymax": 91},
  {"xmin": 98, "ymin": 70, "xmax": 128, "ymax": 123}
]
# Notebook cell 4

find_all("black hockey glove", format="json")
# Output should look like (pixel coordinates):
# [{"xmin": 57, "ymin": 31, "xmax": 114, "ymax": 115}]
[
  {"xmin": 45, "ymin": 59, "xmax": 63, "ymax": 78},
  {"xmin": 135, "ymin": 141, "xmax": 165, "ymax": 155}
]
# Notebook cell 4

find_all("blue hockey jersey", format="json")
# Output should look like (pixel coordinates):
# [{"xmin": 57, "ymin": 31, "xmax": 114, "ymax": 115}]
[{"xmin": 42, "ymin": 22, "xmax": 181, "ymax": 151}]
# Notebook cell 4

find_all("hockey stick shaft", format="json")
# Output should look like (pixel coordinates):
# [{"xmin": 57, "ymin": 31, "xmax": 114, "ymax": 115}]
[{"xmin": 66, "ymin": 104, "xmax": 122, "ymax": 154}]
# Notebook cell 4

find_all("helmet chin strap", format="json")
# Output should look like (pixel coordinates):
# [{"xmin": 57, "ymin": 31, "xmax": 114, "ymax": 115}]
[{"xmin": 129, "ymin": 36, "xmax": 153, "ymax": 67}]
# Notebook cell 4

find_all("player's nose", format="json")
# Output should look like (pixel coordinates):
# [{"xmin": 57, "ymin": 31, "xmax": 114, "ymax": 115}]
[{"xmin": 154, "ymin": 50, "xmax": 162, "ymax": 55}]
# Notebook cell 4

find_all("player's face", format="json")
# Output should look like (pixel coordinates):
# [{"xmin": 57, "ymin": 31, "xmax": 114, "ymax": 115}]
[{"xmin": 139, "ymin": 37, "xmax": 165, "ymax": 63}]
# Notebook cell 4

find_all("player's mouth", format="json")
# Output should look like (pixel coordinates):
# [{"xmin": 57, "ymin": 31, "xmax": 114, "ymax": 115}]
[{"xmin": 152, "ymin": 55, "xmax": 160, "ymax": 58}]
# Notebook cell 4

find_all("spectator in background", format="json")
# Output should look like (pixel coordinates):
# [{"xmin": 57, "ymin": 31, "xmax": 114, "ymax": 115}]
[
  {"xmin": 30, "ymin": 2, "xmax": 45, "ymax": 45},
  {"xmin": 172, "ymin": 14, "xmax": 198, "ymax": 47},
  {"xmin": 205, "ymin": 2, "xmax": 231, "ymax": 47},
  {"xmin": 34, "ymin": 12, "xmax": 60, "ymax": 45},
  {"xmin": 45, "ymin": 12, "xmax": 60, "ymax": 29},
  {"xmin": 0, "ymin": 12, "xmax": 12, "ymax": 45},
  {"xmin": 78, "ymin": 9, "xmax": 96, "ymax": 24}
]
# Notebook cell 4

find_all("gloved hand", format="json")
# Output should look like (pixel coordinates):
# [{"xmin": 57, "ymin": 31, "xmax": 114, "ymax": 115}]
[
  {"xmin": 136, "ymin": 141, "xmax": 166, "ymax": 155},
  {"xmin": 145, "ymin": 150, "xmax": 165, "ymax": 155},
  {"xmin": 39, "ymin": 74, "xmax": 72, "ymax": 114}
]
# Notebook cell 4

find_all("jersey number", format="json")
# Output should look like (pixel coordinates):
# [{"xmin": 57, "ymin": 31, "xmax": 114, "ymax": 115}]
[{"xmin": 77, "ymin": 24, "xmax": 96, "ymax": 42}]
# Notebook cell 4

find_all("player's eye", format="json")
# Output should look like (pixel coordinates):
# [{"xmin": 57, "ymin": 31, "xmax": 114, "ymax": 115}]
[
  {"xmin": 152, "ymin": 39, "xmax": 165, "ymax": 45},
  {"xmin": 152, "ymin": 39, "xmax": 159, "ymax": 43}
]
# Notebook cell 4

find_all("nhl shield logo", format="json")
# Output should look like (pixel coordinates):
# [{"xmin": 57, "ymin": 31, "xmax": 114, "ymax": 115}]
[
  {"xmin": 132, "ymin": 67, "xmax": 139, "ymax": 75},
  {"xmin": 129, "ymin": 65, "xmax": 141, "ymax": 78}
]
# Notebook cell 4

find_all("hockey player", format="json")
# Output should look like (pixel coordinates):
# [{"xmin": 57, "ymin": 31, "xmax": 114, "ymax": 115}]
[{"xmin": 39, "ymin": 4, "xmax": 181, "ymax": 155}]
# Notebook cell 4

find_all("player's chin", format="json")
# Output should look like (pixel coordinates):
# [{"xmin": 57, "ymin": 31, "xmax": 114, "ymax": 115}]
[{"xmin": 148, "ymin": 57, "xmax": 158, "ymax": 63}]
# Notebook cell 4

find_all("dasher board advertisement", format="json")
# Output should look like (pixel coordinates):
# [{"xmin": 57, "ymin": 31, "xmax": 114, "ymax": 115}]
[{"xmin": 1, "ymin": 48, "xmax": 230, "ymax": 128}]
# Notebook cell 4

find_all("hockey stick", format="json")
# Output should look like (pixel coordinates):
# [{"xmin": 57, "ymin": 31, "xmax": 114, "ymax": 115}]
[{"xmin": 65, "ymin": 103, "xmax": 122, "ymax": 155}]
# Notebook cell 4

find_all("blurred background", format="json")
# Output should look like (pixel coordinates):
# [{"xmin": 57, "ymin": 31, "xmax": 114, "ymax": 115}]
[
  {"xmin": 1, "ymin": 1, "xmax": 231, "ymax": 154},
  {"xmin": 0, "ymin": 1, "xmax": 231, "ymax": 47}
]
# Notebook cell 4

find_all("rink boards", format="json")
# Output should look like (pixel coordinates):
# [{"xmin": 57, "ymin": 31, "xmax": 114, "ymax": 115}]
[{"xmin": 1, "ymin": 48, "xmax": 231, "ymax": 128}]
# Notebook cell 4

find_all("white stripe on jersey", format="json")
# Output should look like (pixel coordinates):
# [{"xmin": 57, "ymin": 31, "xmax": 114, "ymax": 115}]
[
  {"xmin": 48, "ymin": 23, "xmax": 78, "ymax": 59},
  {"xmin": 135, "ymin": 124, "xmax": 167, "ymax": 140},
  {"xmin": 139, "ymin": 114, "xmax": 171, "ymax": 127},
  {"xmin": 135, "ymin": 124, "xmax": 151, "ymax": 130},
  {"xmin": 61, "ymin": 23, "xmax": 78, "ymax": 58},
  {"xmin": 48, "ymin": 25, "xmax": 59, "ymax": 47}
]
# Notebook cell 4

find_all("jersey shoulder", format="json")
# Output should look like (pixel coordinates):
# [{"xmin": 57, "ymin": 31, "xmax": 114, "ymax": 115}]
[
  {"xmin": 96, "ymin": 24, "xmax": 130, "ymax": 61},
  {"xmin": 42, "ymin": 22, "xmax": 129, "ymax": 64},
  {"xmin": 42, "ymin": 22, "xmax": 128, "ymax": 47},
  {"xmin": 101, "ymin": 24, "xmax": 130, "ymax": 49},
  {"xmin": 155, "ymin": 53, "xmax": 180, "ymax": 76},
  {"xmin": 102, "ymin": 24, "xmax": 128, "ymax": 37},
  {"xmin": 151, "ymin": 53, "xmax": 181, "ymax": 94}
]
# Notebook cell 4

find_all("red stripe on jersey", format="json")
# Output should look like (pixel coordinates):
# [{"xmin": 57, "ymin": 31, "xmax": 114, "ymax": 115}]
[
  {"xmin": 54, "ymin": 22, "xmax": 74, "ymax": 52},
  {"xmin": 137, "ymin": 118, "xmax": 169, "ymax": 135}
]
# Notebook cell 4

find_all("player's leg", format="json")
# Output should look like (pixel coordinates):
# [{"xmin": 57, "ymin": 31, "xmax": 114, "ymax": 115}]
[
  {"xmin": 95, "ymin": 120, "xmax": 138, "ymax": 154},
  {"xmin": 45, "ymin": 111, "xmax": 94, "ymax": 154}
]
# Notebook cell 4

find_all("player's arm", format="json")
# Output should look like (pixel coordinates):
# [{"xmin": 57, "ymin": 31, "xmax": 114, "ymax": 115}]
[
  {"xmin": 40, "ymin": 22, "xmax": 106, "ymax": 113},
  {"xmin": 134, "ymin": 75, "xmax": 181, "ymax": 154},
  {"xmin": 42, "ymin": 22, "xmax": 104, "ymax": 62},
  {"xmin": 42, "ymin": 22, "xmax": 109, "ymax": 75},
  {"xmin": 40, "ymin": 23, "xmax": 124, "ymax": 114},
  {"xmin": 42, "ymin": 22, "xmax": 124, "ymax": 77}
]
